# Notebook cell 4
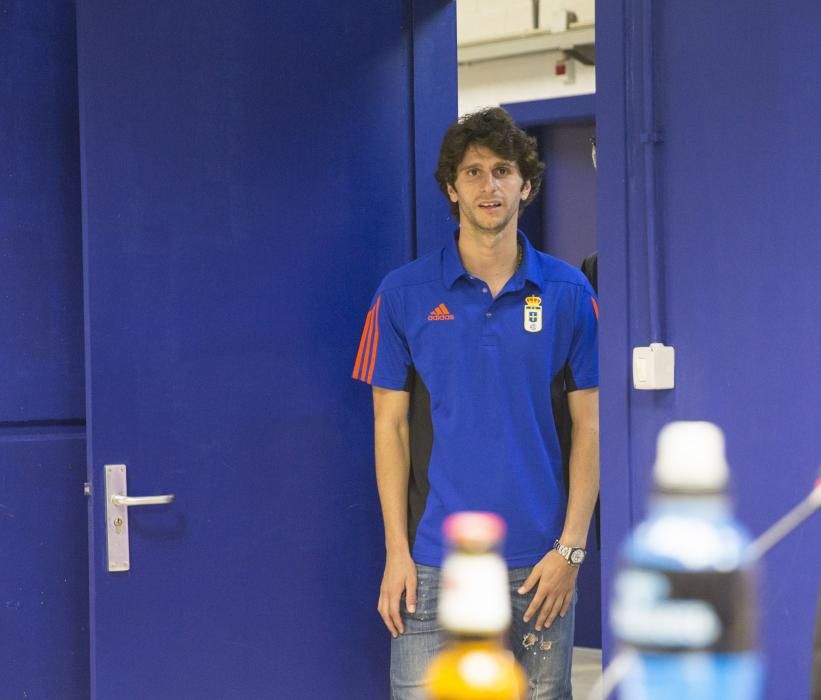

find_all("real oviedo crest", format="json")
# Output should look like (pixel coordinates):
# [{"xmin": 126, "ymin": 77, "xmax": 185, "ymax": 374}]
[{"xmin": 524, "ymin": 295, "xmax": 542, "ymax": 333}]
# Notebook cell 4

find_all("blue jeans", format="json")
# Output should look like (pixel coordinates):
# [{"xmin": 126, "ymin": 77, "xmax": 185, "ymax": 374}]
[{"xmin": 390, "ymin": 564, "xmax": 576, "ymax": 700}]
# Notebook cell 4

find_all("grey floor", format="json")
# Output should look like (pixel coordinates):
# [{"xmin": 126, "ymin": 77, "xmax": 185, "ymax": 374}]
[{"xmin": 572, "ymin": 647, "xmax": 603, "ymax": 700}]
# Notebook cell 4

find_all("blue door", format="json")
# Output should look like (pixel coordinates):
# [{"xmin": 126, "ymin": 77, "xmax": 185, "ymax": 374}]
[{"xmin": 77, "ymin": 2, "xmax": 454, "ymax": 697}]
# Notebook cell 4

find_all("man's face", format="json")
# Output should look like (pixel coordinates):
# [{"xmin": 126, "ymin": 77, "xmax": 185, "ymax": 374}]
[{"xmin": 446, "ymin": 144, "xmax": 532, "ymax": 235}]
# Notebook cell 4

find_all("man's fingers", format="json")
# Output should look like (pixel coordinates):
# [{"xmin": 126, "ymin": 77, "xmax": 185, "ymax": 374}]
[
  {"xmin": 559, "ymin": 593, "xmax": 572, "ymax": 619},
  {"xmin": 549, "ymin": 595, "xmax": 566, "ymax": 626},
  {"xmin": 523, "ymin": 598, "xmax": 539, "ymax": 623},
  {"xmin": 377, "ymin": 593, "xmax": 398, "ymax": 638},
  {"xmin": 378, "ymin": 556, "xmax": 419, "ymax": 639},
  {"xmin": 534, "ymin": 591, "xmax": 556, "ymax": 630},
  {"xmin": 517, "ymin": 568, "xmax": 540, "ymax": 596},
  {"xmin": 388, "ymin": 589, "xmax": 404, "ymax": 636},
  {"xmin": 538, "ymin": 594, "xmax": 565, "ymax": 630},
  {"xmin": 544, "ymin": 598, "xmax": 564, "ymax": 627},
  {"xmin": 522, "ymin": 583, "xmax": 548, "ymax": 622},
  {"xmin": 378, "ymin": 584, "xmax": 406, "ymax": 638},
  {"xmin": 521, "ymin": 552, "xmax": 578, "ymax": 628},
  {"xmin": 405, "ymin": 577, "xmax": 418, "ymax": 614}
]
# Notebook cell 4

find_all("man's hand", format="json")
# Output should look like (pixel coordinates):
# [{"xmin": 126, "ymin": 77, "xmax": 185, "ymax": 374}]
[
  {"xmin": 377, "ymin": 551, "xmax": 417, "ymax": 638},
  {"xmin": 517, "ymin": 550, "xmax": 579, "ymax": 631}
]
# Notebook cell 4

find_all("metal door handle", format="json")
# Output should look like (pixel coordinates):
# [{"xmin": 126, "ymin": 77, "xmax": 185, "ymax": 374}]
[
  {"xmin": 111, "ymin": 493, "xmax": 175, "ymax": 507},
  {"xmin": 104, "ymin": 464, "xmax": 176, "ymax": 572}
]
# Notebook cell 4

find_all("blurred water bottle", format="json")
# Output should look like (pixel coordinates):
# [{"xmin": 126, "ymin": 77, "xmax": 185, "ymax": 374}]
[
  {"xmin": 611, "ymin": 421, "xmax": 762, "ymax": 700},
  {"xmin": 425, "ymin": 512, "xmax": 526, "ymax": 700}
]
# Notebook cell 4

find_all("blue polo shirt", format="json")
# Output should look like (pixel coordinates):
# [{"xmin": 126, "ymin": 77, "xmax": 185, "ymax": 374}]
[{"xmin": 353, "ymin": 232, "xmax": 598, "ymax": 567}]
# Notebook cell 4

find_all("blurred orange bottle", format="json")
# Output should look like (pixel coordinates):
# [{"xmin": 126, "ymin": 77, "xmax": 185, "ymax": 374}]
[{"xmin": 424, "ymin": 512, "xmax": 526, "ymax": 700}]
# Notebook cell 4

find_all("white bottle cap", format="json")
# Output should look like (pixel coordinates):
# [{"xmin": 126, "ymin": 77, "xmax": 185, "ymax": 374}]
[{"xmin": 653, "ymin": 421, "xmax": 729, "ymax": 492}]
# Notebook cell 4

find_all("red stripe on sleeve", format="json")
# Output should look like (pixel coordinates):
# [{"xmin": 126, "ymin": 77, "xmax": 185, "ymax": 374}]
[
  {"xmin": 366, "ymin": 296, "xmax": 382, "ymax": 383},
  {"xmin": 590, "ymin": 297, "xmax": 599, "ymax": 320},
  {"xmin": 352, "ymin": 306, "xmax": 375, "ymax": 380},
  {"xmin": 360, "ymin": 305, "xmax": 377, "ymax": 382}
]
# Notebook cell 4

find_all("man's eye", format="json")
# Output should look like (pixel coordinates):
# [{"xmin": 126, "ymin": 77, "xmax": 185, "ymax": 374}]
[
  {"xmin": 466, "ymin": 169, "xmax": 479, "ymax": 176},
  {"xmin": 496, "ymin": 167, "xmax": 509, "ymax": 176}
]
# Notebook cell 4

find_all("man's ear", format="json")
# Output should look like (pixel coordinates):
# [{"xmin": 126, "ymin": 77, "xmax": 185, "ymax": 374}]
[
  {"xmin": 521, "ymin": 180, "xmax": 532, "ymax": 201},
  {"xmin": 447, "ymin": 183, "xmax": 459, "ymax": 203}
]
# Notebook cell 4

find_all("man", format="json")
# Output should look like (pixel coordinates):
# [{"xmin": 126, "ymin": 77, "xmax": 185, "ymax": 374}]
[{"xmin": 353, "ymin": 107, "xmax": 599, "ymax": 699}]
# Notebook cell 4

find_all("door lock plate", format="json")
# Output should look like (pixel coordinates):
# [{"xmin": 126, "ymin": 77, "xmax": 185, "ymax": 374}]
[{"xmin": 105, "ymin": 464, "xmax": 131, "ymax": 572}]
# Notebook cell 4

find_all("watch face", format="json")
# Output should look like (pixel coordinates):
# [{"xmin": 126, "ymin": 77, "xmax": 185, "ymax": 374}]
[{"xmin": 570, "ymin": 549, "xmax": 586, "ymax": 565}]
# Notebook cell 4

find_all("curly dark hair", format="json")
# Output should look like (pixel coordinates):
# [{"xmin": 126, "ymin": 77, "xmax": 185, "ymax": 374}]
[{"xmin": 435, "ymin": 107, "xmax": 544, "ymax": 220}]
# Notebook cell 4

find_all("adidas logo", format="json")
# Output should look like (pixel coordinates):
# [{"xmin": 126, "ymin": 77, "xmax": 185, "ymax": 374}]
[{"xmin": 427, "ymin": 303, "xmax": 455, "ymax": 321}]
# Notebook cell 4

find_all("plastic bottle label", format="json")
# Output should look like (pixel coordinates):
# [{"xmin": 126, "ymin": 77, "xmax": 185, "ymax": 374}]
[
  {"xmin": 439, "ymin": 553, "xmax": 511, "ymax": 634},
  {"xmin": 612, "ymin": 566, "xmax": 757, "ymax": 653}
]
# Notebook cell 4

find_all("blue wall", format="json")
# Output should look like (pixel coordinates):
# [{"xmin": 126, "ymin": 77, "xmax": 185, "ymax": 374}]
[
  {"xmin": 539, "ymin": 122, "xmax": 597, "ymax": 269},
  {"xmin": 0, "ymin": 2, "xmax": 89, "ymax": 697},
  {"xmin": 598, "ymin": 1, "xmax": 821, "ymax": 698}
]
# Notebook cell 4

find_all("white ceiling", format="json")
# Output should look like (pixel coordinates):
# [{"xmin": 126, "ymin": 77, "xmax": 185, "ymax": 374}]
[{"xmin": 457, "ymin": 0, "xmax": 594, "ymax": 44}]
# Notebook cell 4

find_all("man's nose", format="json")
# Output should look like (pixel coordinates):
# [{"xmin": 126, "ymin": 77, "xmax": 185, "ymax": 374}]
[{"xmin": 478, "ymin": 172, "xmax": 497, "ymax": 192}]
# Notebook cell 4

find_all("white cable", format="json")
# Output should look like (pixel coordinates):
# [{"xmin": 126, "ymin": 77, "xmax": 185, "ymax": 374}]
[
  {"xmin": 586, "ymin": 650, "xmax": 637, "ymax": 700},
  {"xmin": 746, "ymin": 480, "xmax": 821, "ymax": 561}
]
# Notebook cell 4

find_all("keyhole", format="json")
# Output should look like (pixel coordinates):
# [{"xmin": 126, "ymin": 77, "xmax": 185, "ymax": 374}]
[{"xmin": 114, "ymin": 517, "xmax": 123, "ymax": 534}]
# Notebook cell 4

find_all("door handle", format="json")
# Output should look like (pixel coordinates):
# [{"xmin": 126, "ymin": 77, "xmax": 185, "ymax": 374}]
[
  {"xmin": 111, "ymin": 494, "xmax": 175, "ymax": 507},
  {"xmin": 104, "ymin": 464, "xmax": 175, "ymax": 572}
]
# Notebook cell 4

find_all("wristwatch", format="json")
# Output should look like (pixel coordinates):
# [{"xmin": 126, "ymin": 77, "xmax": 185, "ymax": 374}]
[{"xmin": 553, "ymin": 539, "xmax": 586, "ymax": 567}]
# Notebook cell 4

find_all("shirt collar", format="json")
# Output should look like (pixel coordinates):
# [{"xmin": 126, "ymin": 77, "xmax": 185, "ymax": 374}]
[
  {"xmin": 518, "ymin": 232, "xmax": 545, "ymax": 291},
  {"xmin": 442, "ymin": 230, "xmax": 466, "ymax": 288},
  {"xmin": 442, "ymin": 229, "xmax": 545, "ymax": 291}
]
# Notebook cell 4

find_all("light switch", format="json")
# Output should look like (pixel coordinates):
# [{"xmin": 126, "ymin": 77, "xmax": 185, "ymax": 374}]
[{"xmin": 633, "ymin": 343, "xmax": 675, "ymax": 390}]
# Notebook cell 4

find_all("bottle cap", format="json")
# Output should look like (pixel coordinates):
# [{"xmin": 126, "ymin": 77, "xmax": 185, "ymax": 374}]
[
  {"xmin": 443, "ymin": 512, "xmax": 506, "ymax": 548},
  {"xmin": 654, "ymin": 421, "xmax": 729, "ymax": 492}
]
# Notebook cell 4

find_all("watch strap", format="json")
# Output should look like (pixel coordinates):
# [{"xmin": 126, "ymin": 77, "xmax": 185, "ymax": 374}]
[{"xmin": 553, "ymin": 539, "xmax": 586, "ymax": 566}]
